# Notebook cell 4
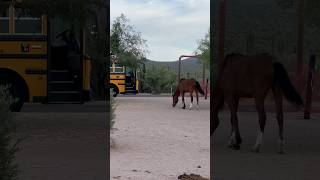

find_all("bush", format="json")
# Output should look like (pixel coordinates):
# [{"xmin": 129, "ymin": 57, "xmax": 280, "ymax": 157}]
[
  {"xmin": 0, "ymin": 85, "xmax": 19, "ymax": 180},
  {"xmin": 143, "ymin": 66, "xmax": 176, "ymax": 94},
  {"xmin": 110, "ymin": 90, "xmax": 116, "ymax": 129}
]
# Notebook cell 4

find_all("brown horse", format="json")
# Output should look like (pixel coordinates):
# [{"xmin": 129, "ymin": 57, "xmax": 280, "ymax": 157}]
[
  {"xmin": 211, "ymin": 53, "xmax": 303, "ymax": 154},
  {"xmin": 172, "ymin": 78, "xmax": 205, "ymax": 110}
]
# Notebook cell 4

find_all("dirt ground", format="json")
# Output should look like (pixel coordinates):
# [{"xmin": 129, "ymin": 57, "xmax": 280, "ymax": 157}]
[
  {"xmin": 213, "ymin": 102, "xmax": 320, "ymax": 180},
  {"xmin": 15, "ymin": 101, "xmax": 107, "ymax": 180},
  {"xmin": 110, "ymin": 96, "xmax": 210, "ymax": 180}
]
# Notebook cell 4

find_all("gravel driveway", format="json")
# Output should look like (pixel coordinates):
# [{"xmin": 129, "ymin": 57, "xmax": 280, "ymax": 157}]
[{"xmin": 111, "ymin": 96, "xmax": 210, "ymax": 180}]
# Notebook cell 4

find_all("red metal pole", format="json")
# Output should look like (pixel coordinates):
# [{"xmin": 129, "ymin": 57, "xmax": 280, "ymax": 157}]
[
  {"xmin": 205, "ymin": 78, "xmax": 208, "ymax": 99},
  {"xmin": 178, "ymin": 55, "xmax": 199, "ymax": 81}
]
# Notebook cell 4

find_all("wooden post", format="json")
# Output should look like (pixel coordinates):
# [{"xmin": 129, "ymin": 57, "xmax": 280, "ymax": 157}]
[{"xmin": 304, "ymin": 55, "xmax": 316, "ymax": 119}]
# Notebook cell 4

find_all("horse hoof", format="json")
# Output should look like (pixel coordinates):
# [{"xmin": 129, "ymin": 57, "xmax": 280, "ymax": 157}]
[
  {"xmin": 231, "ymin": 145, "xmax": 240, "ymax": 150},
  {"xmin": 278, "ymin": 149, "xmax": 286, "ymax": 154},
  {"xmin": 251, "ymin": 146, "xmax": 261, "ymax": 153}
]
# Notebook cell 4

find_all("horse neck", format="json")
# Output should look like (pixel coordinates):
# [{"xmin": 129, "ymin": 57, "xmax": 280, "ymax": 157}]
[{"xmin": 174, "ymin": 87, "xmax": 180, "ymax": 97}]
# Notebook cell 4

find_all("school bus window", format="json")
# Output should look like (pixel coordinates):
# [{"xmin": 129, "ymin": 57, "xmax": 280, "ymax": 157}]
[
  {"xmin": 0, "ymin": 7, "xmax": 9, "ymax": 33},
  {"xmin": 14, "ymin": 8, "xmax": 42, "ymax": 34},
  {"xmin": 115, "ymin": 67, "xmax": 124, "ymax": 73},
  {"xmin": 0, "ymin": 17, "xmax": 9, "ymax": 33}
]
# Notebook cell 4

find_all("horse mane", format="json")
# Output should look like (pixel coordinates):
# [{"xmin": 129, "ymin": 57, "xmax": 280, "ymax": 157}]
[
  {"xmin": 225, "ymin": 53, "xmax": 243, "ymax": 59},
  {"xmin": 179, "ymin": 78, "xmax": 185, "ymax": 83},
  {"xmin": 221, "ymin": 53, "xmax": 243, "ymax": 70}
]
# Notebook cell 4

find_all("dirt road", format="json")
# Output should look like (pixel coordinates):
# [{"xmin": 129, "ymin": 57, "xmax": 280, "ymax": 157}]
[{"xmin": 111, "ymin": 96, "xmax": 210, "ymax": 180}]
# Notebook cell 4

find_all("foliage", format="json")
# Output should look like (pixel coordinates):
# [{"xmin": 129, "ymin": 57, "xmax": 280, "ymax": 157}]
[
  {"xmin": 142, "ymin": 66, "xmax": 176, "ymax": 94},
  {"xmin": 0, "ymin": 85, "xmax": 19, "ymax": 180},
  {"xmin": 195, "ymin": 30, "xmax": 210, "ymax": 69},
  {"xmin": 211, "ymin": 0, "xmax": 320, "ymax": 68},
  {"xmin": 110, "ymin": 14, "xmax": 148, "ymax": 69},
  {"xmin": 109, "ymin": 90, "xmax": 116, "ymax": 129},
  {"xmin": 276, "ymin": 0, "xmax": 320, "ymax": 27}
]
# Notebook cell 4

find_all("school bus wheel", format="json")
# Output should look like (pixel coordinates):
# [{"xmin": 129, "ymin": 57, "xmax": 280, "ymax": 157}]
[
  {"xmin": 0, "ymin": 70, "xmax": 29, "ymax": 112},
  {"xmin": 109, "ymin": 84, "xmax": 119, "ymax": 97}
]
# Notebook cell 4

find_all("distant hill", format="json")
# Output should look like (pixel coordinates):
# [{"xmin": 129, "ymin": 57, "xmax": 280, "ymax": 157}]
[{"xmin": 144, "ymin": 57, "xmax": 209, "ymax": 81}]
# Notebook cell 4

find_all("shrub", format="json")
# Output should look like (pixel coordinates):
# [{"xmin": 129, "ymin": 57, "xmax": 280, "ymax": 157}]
[
  {"xmin": 110, "ymin": 90, "xmax": 116, "ymax": 129},
  {"xmin": 143, "ymin": 66, "xmax": 176, "ymax": 94},
  {"xmin": 0, "ymin": 85, "xmax": 19, "ymax": 180}
]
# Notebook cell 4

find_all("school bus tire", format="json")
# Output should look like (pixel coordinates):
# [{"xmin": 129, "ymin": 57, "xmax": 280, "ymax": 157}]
[
  {"xmin": 0, "ymin": 70, "xmax": 29, "ymax": 112},
  {"xmin": 109, "ymin": 84, "xmax": 119, "ymax": 97}
]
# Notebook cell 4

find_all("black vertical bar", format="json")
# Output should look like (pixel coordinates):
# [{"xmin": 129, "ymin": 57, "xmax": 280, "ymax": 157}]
[
  {"xmin": 210, "ymin": 0, "xmax": 214, "ymax": 179},
  {"xmin": 304, "ymin": 55, "xmax": 316, "ymax": 119},
  {"xmin": 106, "ymin": 0, "xmax": 110, "ymax": 178},
  {"xmin": 79, "ymin": 27, "xmax": 84, "ymax": 104},
  {"xmin": 46, "ymin": 16, "xmax": 50, "ymax": 103}
]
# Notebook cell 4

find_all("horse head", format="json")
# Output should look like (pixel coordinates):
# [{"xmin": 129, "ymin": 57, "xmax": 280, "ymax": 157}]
[{"xmin": 172, "ymin": 94, "xmax": 179, "ymax": 107}]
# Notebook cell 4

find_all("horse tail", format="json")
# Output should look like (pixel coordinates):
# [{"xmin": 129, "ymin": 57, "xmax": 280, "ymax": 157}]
[
  {"xmin": 195, "ymin": 81, "xmax": 205, "ymax": 95},
  {"xmin": 273, "ymin": 62, "xmax": 303, "ymax": 106}
]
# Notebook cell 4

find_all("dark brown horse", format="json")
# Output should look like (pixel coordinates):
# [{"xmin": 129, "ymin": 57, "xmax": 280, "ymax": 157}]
[
  {"xmin": 211, "ymin": 53, "xmax": 303, "ymax": 154},
  {"xmin": 172, "ymin": 78, "xmax": 205, "ymax": 110}
]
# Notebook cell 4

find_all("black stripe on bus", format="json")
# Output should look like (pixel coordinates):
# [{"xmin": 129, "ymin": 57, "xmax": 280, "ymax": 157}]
[
  {"xmin": 25, "ymin": 69, "xmax": 47, "ymax": 75},
  {"xmin": 110, "ymin": 78, "xmax": 126, "ymax": 81},
  {"xmin": 0, "ymin": 35, "xmax": 47, "ymax": 41},
  {"xmin": 0, "ymin": 54, "xmax": 47, "ymax": 59}
]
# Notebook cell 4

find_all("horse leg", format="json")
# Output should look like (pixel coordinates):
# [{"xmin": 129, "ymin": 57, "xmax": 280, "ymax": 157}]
[
  {"xmin": 196, "ymin": 90, "xmax": 199, "ymax": 110},
  {"xmin": 252, "ymin": 96, "xmax": 267, "ymax": 153},
  {"xmin": 181, "ymin": 92, "xmax": 186, "ymax": 109},
  {"xmin": 189, "ymin": 92, "xmax": 193, "ymax": 110},
  {"xmin": 211, "ymin": 95, "xmax": 223, "ymax": 135},
  {"xmin": 227, "ymin": 96, "xmax": 241, "ymax": 150},
  {"xmin": 273, "ymin": 86, "xmax": 285, "ymax": 154}
]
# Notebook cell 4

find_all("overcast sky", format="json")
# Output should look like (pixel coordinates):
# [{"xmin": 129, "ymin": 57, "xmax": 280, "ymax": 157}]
[{"xmin": 111, "ymin": 0, "xmax": 210, "ymax": 62}]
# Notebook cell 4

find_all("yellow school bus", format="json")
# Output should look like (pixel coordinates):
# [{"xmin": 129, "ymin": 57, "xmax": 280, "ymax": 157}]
[
  {"xmin": 0, "ymin": 1, "xmax": 91, "ymax": 111},
  {"xmin": 109, "ymin": 62, "xmax": 141, "ymax": 97}
]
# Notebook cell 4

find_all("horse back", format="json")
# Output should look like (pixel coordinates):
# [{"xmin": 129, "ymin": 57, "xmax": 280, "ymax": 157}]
[
  {"xmin": 178, "ymin": 79, "xmax": 197, "ymax": 93},
  {"xmin": 220, "ymin": 53, "xmax": 275, "ymax": 97}
]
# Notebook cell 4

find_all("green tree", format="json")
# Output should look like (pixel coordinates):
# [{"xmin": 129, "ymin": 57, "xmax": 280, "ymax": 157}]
[
  {"xmin": 195, "ymin": 30, "xmax": 210, "ymax": 68},
  {"xmin": 111, "ymin": 14, "xmax": 148, "ymax": 69},
  {"xmin": 143, "ymin": 66, "xmax": 176, "ymax": 94},
  {"xmin": 277, "ymin": 0, "xmax": 320, "ymax": 26}
]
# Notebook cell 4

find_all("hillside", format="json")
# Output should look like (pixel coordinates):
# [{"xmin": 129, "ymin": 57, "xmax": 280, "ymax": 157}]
[{"xmin": 144, "ymin": 57, "xmax": 209, "ymax": 81}]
